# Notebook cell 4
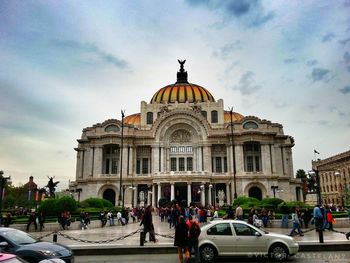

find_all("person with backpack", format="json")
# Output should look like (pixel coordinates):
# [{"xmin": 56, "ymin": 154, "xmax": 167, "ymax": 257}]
[{"xmin": 187, "ymin": 215, "xmax": 201, "ymax": 263}]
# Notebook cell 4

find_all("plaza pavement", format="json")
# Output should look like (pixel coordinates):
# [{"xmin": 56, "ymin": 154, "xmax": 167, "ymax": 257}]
[{"xmin": 26, "ymin": 216, "xmax": 350, "ymax": 255}]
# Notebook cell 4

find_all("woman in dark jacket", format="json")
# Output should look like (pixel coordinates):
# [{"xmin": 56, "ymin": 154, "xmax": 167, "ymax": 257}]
[{"xmin": 174, "ymin": 216, "xmax": 190, "ymax": 263}]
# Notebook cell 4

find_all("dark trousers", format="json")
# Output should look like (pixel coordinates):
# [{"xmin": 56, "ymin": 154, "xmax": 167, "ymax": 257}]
[
  {"xmin": 189, "ymin": 238, "xmax": 199, "ymax": 263},
  {"xmin": 26, "ymin": 220, "xmax": 37, "ymax": 231}
]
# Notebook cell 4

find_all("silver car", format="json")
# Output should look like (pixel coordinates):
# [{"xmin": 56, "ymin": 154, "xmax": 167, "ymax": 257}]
[{"xmin": 198, "ymin": 220, "xmax": 299, "ymax": 262}]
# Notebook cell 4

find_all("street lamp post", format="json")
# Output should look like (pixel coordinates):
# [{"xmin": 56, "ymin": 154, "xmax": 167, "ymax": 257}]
[
  {"xmin": 118, "ymin": 110, "xmax": 125, "ymax": 207},
  {"xmin": 308, "ymin": 168, "xmax": 340, "ymax": 243},
  {"xmin": 229, "ymin": 107, "xmax": 237, "ymax": 200},
  {"xmin": 271, "ymin": 186, "xmax": 279, "ymax": 198}
]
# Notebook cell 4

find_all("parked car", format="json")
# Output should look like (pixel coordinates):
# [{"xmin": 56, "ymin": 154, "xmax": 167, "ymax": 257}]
[
  {"xmin": 198, "ymin": 219, "xmax": 299, "ymax": 262},
  {"xmin": 0, "ymin": 228, "xmax": 73, "ymax": 263},
  {"xmin": 0, "ymin": 253, "xmax": 28, "ymax": 263}
]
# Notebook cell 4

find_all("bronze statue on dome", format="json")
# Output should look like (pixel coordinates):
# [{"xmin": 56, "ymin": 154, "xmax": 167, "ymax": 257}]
[{"xmin": 178, "ymin": 59, "xmax": 186, "ymax": 72}]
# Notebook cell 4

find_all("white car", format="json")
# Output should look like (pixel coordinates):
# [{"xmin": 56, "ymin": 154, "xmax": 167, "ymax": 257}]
[{"xmin": 198, "ymin": 220, "xmax": 299, "ymax": 262}]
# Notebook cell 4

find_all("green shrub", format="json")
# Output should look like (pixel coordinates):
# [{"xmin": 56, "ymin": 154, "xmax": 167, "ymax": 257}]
[
  {"xmin": 260, "ymin": 197, "xmax": 284, "ymax": 208},
  {"xmin": 233, "ymin": 196, "xmax": 260, "ymax": 207},
  {"xmin": 37, "ymin": 196, "xmax": 78, "ymax": 216},
  {"xmin": 79, "ymin": 197, "xmax": 114, "ymax": 209}
]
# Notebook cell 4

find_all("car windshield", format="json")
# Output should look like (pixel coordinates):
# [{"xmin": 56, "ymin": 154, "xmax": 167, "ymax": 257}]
[{"xmin": 2, "ymin": 230, "xmax": 37, "ymax": 245}]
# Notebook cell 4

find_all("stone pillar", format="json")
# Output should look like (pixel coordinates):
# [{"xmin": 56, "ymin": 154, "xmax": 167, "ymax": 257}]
[
  {"xmin": 187, "ymin": 183, "xmax": 192, "ymax": 206},
  {"xmin": 159, "ymin": 147, "xmax": 163, "ymax": 172},
  {"xmin": 235, "ymin": 144, "xmax": 244, "ymax": 174},
  {"xmin": 203, "ymin": 146, "xmax": 212, "ymax": 173},
  {"xmin": 152, "ymin": 184, "xmax": 156, "ymax": 207},
  {"xmin": 128, "ymin": 146, "xmax": 133, "ymax": 175},
  {"xmin": 226, "ymin": 183, "xmax": 231, "ymax": 205},
  {"xmin": 227, "ymin": 145, "xmax": 233, "ymax": 174},
  {"xmin": 171, "ymin": 183, "xmax": 175, "ymax": 201},
  {"xmin": 201, "ymin": 186, "xmax": 205, "ymax": 206},
  {"xmin": 198, "ymin": 146, "xmax": 203, "ymax": 171},
  {"xmin": 76, "ymin": 150, "xmax": 82, "ymax": 178},
  {"xmin": 122, "ymin": 147, "xmax": 128, "ymax": 176},
  {"xmin": 262, "ymin": 144, "xmax": 272, "ymax": 175},
  {"xmin": 166, "ymin": 148, "xmax": 170, "ymax": 172},
  {"xmin": 208, "ymin": 186, "xmax": 212, "ymax": 206},
  {"xmin": 153, "ymin": 146, "xmax": 159, "ymax": 174},
  {"xmin": 93, "ymin": 146, "xmax": 103, "ymax": 176},
  {"xmin": 133, "ymin": 185, "xmax": 138, "ymax": 208},
  {"xmin": 157, "ymin": 183, "xmax": 162, "ymax": 206}
]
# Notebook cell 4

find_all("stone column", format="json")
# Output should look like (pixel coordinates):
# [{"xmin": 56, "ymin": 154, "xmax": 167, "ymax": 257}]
[
  {"xmin": 235, "ymin": 144, "xmax": 244, "ymax": 174},
  {"xmin": 187, "ymin": 183, "xmax": 192, "ymax": 206},
  {"xmin": 262, "ymin": 144, "xmax": 272, "ymax": 175},
  {"xmin": 160, "ymin": 147, "xmax": 164, "ymax": 172},
  {"xmin": 93, "ymin": 146, "xmax": 103, "ymax": 176},
  {"xmin": 133, "ymin": 185, "xmax": 138, "ymax": 208},
  {"xmin": 153, "ymin": 146, "xmax": 159, "ymax": 174},
  {"xmin": 157, "ymin": 183, "xmax": 162, "ymax": 205},
  {"xmin": 152, "ymin": 184, "xmax": 156, "ymax": 207},
  {"xmin": 203, "ymin": 146, "xmax": 212, "ymax": 173},
  {"xmin": 122, "ymin": 147, "xmax": 128, "ymax": 176},
  {"xmin": 201, "ymin": 186, "xmax": 205, "ymax": 206},
  {"xmin": 227, "ymin": 145, "xmax": 233, "ymax": 174},
  {"xmin": 76, "ymin": 150, "xmax": 82, "ymax": 178},
  {"xmin": 226, "ymin": 183, "xmax": 231, "ymax": 205},
  {"xmin": 198, "ymin": 146, "xmax": 203, "ymax": 171},
  {"xmin": 208, "ymin": 186, "xmax": 212, "ymax": 206},
  {"xmin": 171, "ymin": 183, "xmax": 175, "ymax": 201}
]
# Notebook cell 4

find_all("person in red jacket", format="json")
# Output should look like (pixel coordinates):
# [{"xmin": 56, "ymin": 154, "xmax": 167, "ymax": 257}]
[{"xmin": 325, "ymin": 206, "xmax": 334, "ymax": 230}]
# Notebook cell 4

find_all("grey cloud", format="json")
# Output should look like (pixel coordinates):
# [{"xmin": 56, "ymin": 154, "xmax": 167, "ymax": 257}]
[
  {"xmin": 344, "ymin": 52, "xmax": 350, "ymax": 64},
  {"xmin": 317, "ymin": 120, "xmax": 329, "ymax": 126},
  {"xmin": 339, "ymin": 38, "xmax": 350, "ymax": 45},
  {"xmin": 233, "ymin": 71, "xmax": 261, "ymax": 95},
  {"xmin": 284, "ymin": 58, "xmax": 297, "ymax": 64},
  {"xmin": 186, "ymin": 0, "xmax": 274, "ymax": 28},
  {"xmin": 50, "ymin": 40, "xmax": 128, "ymax": 69},
  {"xmin": 306, "ymin": 59, "xmax": 318, "ymax": 66},
  {"xmin": 310, "ymin": 68, "xmax": 331, "ymax": 82},
  {"xmin": 213, "ymin": 41, "xmax": 242, "ymax": 58},
  {"xmin": 347, "ymin": 65, "xmax": 350, "ymax": 72},
  {"xmin": 339, "ymin": 85, "xmax": 350, "ymax": 94},
  {"xmin": 322, "ymin": 32, "xmax": 336, "ymax": 42},
  {"xmin": 330, "ymin": 106, "xmax": 346, "ymax": 116}
]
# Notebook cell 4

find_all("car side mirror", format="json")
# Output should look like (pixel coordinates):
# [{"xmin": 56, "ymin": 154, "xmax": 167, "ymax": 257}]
[
  {"xmin": 0, "ymin": 241, "xmax": 9, "ymax": 247},
  {"xmin": 255, "ymin": 232, "xmax": 262, "ymax": 237}
]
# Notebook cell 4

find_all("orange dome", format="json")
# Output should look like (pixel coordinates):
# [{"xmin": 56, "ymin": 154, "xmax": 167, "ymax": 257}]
[
  {"xmin": 224, "ymin": 111, "xmax": 244, "ymax": 123},
  {"xmin": 124, "ymin": 113, "xmax": 140, "ymax": 126},
  {"xmin": 150, "ymin": 83, "xmax": 215, "ymax": 104}
]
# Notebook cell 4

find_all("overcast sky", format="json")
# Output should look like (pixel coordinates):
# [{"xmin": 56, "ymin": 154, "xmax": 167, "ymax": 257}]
[{"xmin": 1, "ymin": 0, "xmax": 349, "ymax": 190}]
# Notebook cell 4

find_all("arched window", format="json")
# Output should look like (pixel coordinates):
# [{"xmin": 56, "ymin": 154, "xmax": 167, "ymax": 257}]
[
  {"xmin": 211, "ymin": 110, "xmax": 218, "ymax": 123},
  {"xmin": 146, "ymin": 112, "xmax": 153, "ymax": 124},
  {"xmin": 105, "ymin": 125, "xmax": 120, "ymax": 132},
  {"xmin": 243, "ymin": 121, "xmax": 258, "ymax": 129},
  {"xmin": 243, "ymin": 142, "xmax": 262, "ymax": 172},
  {"xmin": 201, "ymin": 111, "xmax": 207, "ymax": 119}
]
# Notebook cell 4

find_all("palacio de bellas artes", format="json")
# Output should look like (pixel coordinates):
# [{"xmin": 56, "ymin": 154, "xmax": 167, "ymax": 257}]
[{"xmin": 69, "ymin": 60, "xmax": 302, "ymax": 208}]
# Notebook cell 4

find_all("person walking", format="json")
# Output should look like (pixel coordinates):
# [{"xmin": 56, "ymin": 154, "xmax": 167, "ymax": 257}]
[
  {"xmin": 187, "ymin": 215, "xmax": 201, "ymax": 263},
  {"xmin": 289, "ymin": 207, "xmax": 303, "ymax": 236},
  {"xmin": 325, "ymin": 206, "xmax": 334, "ymax": 230},
  {"xmin": 235, "ymin": 204, "xmax": 243, "ymax": 220},
  {"xmin": 313, "ymin": 204, "xmax": 323, "ymax": 232},
  {"xmin": 26, "ymin": 211, "xmax": 37, "ymax": 232},
  {"xmin": 38, "ymin": 212, "xmax": 45, "ymax": 231},
  {"xmin": 280, "ymin": 203, "xmax": 289, "ymax": 228},
  {"xmin": 140, "ymin": 205, "xmax": 157, "ymax": 243},
  {"xmin": 174, "ymin": 216, "xmax": 190, "ymax": 263}
]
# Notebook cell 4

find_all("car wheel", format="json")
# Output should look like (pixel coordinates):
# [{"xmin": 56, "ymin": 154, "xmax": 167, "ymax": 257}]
[
  {"xmin": 269, "ymin": 244, "xmax": 289, "ymax": 261},
  {"xmin": 200, "ymin": 245, "xmax": 217, "ymax": 262}
]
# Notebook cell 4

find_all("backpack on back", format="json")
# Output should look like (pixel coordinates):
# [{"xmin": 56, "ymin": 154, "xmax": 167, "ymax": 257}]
[{"xmin": 189, "ymin": 222, "xmax": 201, "ymax": 239}]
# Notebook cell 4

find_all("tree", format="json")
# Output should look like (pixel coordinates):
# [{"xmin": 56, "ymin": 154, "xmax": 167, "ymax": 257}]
[{"xmin": 296, "ymin": 169, "xmax": 308, "ymax": 200}]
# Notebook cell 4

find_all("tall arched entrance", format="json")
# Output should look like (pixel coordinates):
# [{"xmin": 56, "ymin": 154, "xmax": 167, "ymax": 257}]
[
  {"xmin": 249, "ymin": 186, "xmax": 262, "ymax": 200},
  {"xmin": 103, "ymin": 188, "xmax": 116, "ymax": 205}
]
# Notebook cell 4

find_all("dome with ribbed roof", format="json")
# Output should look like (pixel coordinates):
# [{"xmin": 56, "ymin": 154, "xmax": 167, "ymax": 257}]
[
  {"xmin": 124, "ymin": 113, "xmax": 140, "ymax": 126},
  {"xmin": 150, "ymin": 60, "xmax": 215, "ymax": 104}
]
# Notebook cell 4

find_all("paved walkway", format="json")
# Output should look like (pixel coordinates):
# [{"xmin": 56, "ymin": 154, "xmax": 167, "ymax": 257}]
[{"xmin": 29, "ymin": 216, "xmax": 350, "ymax": 249}]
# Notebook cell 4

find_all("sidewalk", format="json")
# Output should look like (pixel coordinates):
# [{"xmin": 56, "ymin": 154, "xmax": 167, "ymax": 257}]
[{"xmin": 28, "ymin": 217, "xmax": 350, "ymax": 255}]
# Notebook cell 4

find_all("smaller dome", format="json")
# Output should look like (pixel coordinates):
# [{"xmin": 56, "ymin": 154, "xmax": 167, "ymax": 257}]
[
  {"xmin": 224, "ymin": 111, "xmax": 244, "ymax": 123},
  {"xmin": 124, "ymin": 113, "xmax": 140, "ymax": 126}
]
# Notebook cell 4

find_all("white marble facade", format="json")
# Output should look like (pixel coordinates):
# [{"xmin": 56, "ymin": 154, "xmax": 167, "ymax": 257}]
[{"xmin": 70, "ymin": 62, "xmax": 302, "ymax": 207}]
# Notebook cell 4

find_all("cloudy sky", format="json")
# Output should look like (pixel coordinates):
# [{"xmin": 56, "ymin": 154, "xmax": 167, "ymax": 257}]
[{"xmin": 1, "ymin": 0, "xmax": 349, "ymax": 190}]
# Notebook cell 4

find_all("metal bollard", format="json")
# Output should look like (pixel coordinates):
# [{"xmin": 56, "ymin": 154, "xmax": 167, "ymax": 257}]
[
  {"xmin": 140, "ymin": 229, "xmax": 144, "ymax": 246},
  {"xmin": 53, "ymin": 233, "xmax": 58, "ymax": 243}
]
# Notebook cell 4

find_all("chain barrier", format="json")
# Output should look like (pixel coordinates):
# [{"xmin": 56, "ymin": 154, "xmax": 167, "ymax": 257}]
[
  {"xmin": 57, "ymin": 229, "xmax": 141, "ymax": 244},
  {"xmin": 36, "ymin": 231, "xmax": 57, "ymax": 241},
  {"xmin": 331, "ymin": 229, "xmax": 350, "ymax": 240},
  {"xmin": 154, "ymin": 232, "xmax": 174, "ymax": 239},
  {"xmin": 35, "ymin": 229, "xmax": 140, "ymax": 244}
]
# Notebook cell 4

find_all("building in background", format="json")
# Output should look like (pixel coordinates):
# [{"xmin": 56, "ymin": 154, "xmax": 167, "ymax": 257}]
[
  {"xmin": 69, "ymin": 61, "xmax": 301, "ymax": 207},
  {"xmin": 312, "ymin": 150, "xmax": 350, "ymax": 207}
]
